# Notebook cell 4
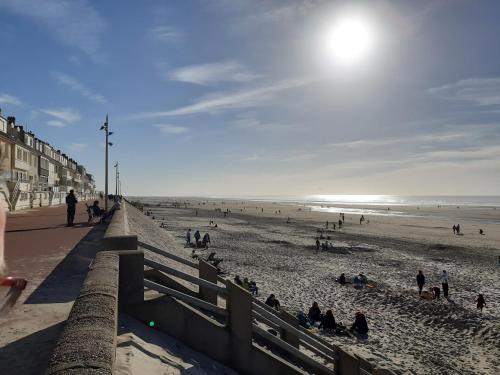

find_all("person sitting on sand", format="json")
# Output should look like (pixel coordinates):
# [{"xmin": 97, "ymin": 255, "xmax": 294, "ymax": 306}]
[
  {"xmin": 319, "ymin": 309, "xmax": 336, "ymax": 331},
  {"xmin": 476, "ymin": 294, "xmax": 486, "ymax": 312},
  {"xmin": 242, "ymin": 277, "xmax": 251, "ymax": 290},
  {"xmin": 431, "ymin": 286, "xmax": 441, "ymax": 300},
  {"xmin": 338, "ymin": 273, "xmax": 346, "ymax": 285},
  {"xmin": 350, "ymin": 312, "xmax": 368, "ymax": 335},
  {"xmin": 416, "ymin": 270, "xmax": 425, "ymax": 295},
  {"xmin": 359, "ymin": 273, "xmax": 368, "ymax": 285},
  {"xmin": 308, "ymin": 301, "xmax": 322, "ymax": 323},
  {"xmin": 250, "ymin": 281, "xmax": 259, "ymax": 296},
  {"xmin": 265, "ymin": 294, "xmax": 280, "ymax": 311},
  {"xmin": 479, "ymin": 229, "xmax": 484, "ymax": 235},
  {"xmin": 234, "ymin": 275, "xmax": 243, "ymax": 286}
]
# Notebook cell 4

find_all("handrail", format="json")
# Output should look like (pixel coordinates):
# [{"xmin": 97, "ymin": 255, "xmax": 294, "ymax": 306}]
[
  {"xmin": 144, "ymin": 279, "xmax": 227, "ymax": 317},
  {"xmin": 252, "ymin": 303, "xmax": 336, "ymax": 360},
  {"xmin": 144, "ymin": 258, "xmax": 228, "ymax": 296},
  {"xmin": 298, "ymin": 325, "xmax": 334, "ymax": 352},
  {"xmin": 253, "ymin": 298, "xmax": 335, "ymax": 358},
  {"xmin": 252, "ymin": 324, "xmax": 334, "ymax": 374},
  {"xmin": 252, "ymin": 310, "xmax": 281, "ymax": 332},
  {"xmin": 300, "ymin": 337, "xmax": 335, "ymax": 364},
  {"xmin": 138, "ymin": 241, "xmax": 199, "ymax": 269}
]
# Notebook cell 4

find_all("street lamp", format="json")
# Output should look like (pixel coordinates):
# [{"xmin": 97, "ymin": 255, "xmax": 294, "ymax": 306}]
[
  {"xmin": 114, "ymin": 162, "xmax": 119, "ymax": 196},
  {"xmin": 100, "ymin": 115, "xmax": 113, "ymax": 211}
]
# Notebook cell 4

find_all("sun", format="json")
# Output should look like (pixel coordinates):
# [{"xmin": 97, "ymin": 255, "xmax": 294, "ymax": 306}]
[{"xmin": 324, "ymin": 15, "xmax": 375, "ymax": 66}]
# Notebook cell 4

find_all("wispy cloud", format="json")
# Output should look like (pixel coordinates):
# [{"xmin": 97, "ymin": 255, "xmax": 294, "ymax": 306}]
[
  {"xmin": 232, "ymin": 115, "xmax": 298, "ymax": 132},
  {"xmin": 0, "ymin": 0, "xmax": 106, "ymax": 61},
  {"xmin": 153, "ymin": 124, "xmax": 190, "ymax": 135},
  {"xmin": 46, "ymin": 120, "xmax": 67, "ymax": 128},
  {"xmin": 42, "ymin": 108, "xmax": 81, "ymax": 124},
  {"xmin": 428, "ymin": 78, "xmax": 500, "ymax": 106},
  {"xmin": 0, "ymin": 93, "xmax": 22, "ymax": 106},
  {"xmin": 69, "ymin": 143, "xmax": 87, "ymax": 152},
  {"xmin": 52, "ymin": 72, "xmax": 106, "ymax": 103},
  {"xmin": 130, "ymin": 76, "xmax": 314, "ymax": 119},
  {"xmin": 149, "ymin": 26, "xmax": 183, "ymax": 42},
  {"xmin": 168, "ymin": 60, "xmax": 261, "ymax": 85}
]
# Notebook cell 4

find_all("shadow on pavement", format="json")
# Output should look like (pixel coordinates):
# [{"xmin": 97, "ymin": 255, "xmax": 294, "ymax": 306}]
[
  {"xmin": 0, "ymin": 321, "xmax": 64, "ymax": 375},
  {"xmin": 24, "ymin": 224, "xmax": 106, "ymax": 304}
]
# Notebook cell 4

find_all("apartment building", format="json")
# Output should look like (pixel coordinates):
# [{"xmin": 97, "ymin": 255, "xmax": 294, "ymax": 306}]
[{"xmin": 0, "ymin": 110, "xmax": 96, "ymax": 210}]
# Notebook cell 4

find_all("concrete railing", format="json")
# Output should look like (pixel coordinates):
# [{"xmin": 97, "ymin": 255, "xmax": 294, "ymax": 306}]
[
  {"xmin": 102, "ymin": 199, "xmax": 137, "ymax": 250},
  {"xmin": 45, "ymin": 252, "xmax": 119, "ymax": 375}
]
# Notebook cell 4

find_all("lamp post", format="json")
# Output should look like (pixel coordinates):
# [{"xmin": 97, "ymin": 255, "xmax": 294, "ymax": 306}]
[
  {"xmin": 100, "ymin": 115, "xmax": 113, "ymax": 211},
  {"xmin": 114, "ymin": 162, "xmax": 119, "ymax": 196}
]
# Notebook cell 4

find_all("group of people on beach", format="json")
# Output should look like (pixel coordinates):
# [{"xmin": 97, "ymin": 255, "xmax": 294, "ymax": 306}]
[
  {"xmin": 416, "ymin": 270, "xmax": 486, "ymax": 311},
  {"xmin": 234, "ymin": 275, "xmax": 259, "ymax": 296},
  {"xmin": 185, "ymin": 229, "xmax": 211, "ymax": 249},
  {"xmin": 299, "ymin": 301, "xmax": 368, "ymax": 337}
]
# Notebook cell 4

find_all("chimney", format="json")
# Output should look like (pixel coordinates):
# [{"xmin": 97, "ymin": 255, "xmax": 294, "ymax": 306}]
[{"xmin": 7, "ymin": 116, "xmax": 15, "ymax": 126}]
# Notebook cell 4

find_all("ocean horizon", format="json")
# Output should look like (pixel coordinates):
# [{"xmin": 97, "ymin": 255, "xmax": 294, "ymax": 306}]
[{"xmin": 130, "ymin": 195, "xmax": 500, "ymax": 208}]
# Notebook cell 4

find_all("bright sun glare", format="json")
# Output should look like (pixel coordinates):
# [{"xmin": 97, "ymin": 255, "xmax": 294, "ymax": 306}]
[{"xmin": 325, "ymin": 15, "xmax": 375, "ymax": 66}]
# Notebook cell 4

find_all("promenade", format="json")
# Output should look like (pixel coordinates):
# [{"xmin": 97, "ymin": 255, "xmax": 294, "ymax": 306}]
[{"xmin": 0, "ymin": 200, "xmax": 106, "ymax": 374}]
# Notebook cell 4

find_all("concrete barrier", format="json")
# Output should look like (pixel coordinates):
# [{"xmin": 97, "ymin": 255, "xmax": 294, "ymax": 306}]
[
  {"xmin": 102, "ymin": 200, "xmax": 138, "ymax": 250},
  {"xmin": 45, "ymin": 251, "xmax": 119, "ymax": 375}
]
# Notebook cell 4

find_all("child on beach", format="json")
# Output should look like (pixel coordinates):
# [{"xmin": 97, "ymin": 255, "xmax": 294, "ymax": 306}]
[{"xmin": 476, "ymin": 294, "xmax": 486, "ymax": 312}]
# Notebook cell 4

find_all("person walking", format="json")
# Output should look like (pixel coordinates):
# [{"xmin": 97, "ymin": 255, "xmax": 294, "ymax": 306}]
[
  {"xmin": 440, "ymin": 270, "xmax": 449, "ymax": 298},
  {"xmin": 476, "ymin": 294, "xmax": 486, "ymax": 312},
  {"xmin": 416, "ymin": 270, "xmax": 425, "ymax": 295},
  {"xmin": 186, "ymin": 229, "xmax": 192, "ymax": 246},
  {"xmin": 65, "ymin": 189, "xmax": 78, "ymax": 227},
  {"xmin": 194, "ymin": 230, "xmax": 201, "ymax": 247},
  {"xmin": 452, "ymin": 225, "xmax": 456, "ymax": 234}
]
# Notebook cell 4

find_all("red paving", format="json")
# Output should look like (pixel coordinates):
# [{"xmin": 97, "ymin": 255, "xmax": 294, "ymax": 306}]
[
  {"xmin": 5, "ymin": 200, "xmax": 101, "ymax": 268},
  {"xmin": 0, "ymin": 200, "xmax": 107, "ymax": 374}
]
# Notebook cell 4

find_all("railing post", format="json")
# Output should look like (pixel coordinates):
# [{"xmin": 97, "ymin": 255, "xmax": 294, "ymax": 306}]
[
  {"xmin": 116, "ymin": 250, "xmax": 144, "ymax": 307},
  {"xmin": 279, "ymin": 309, "xmax": 300, "ymax": 348},
  {"xmin": 226, "ymin": 280, "xmax": 253, "ymax": 369},
  {"xmin": 198, "ymin": 259, "xmax": 218, "ymax": 305}
]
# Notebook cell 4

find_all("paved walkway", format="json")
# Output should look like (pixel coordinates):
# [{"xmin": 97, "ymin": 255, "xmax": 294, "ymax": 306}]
[{"xmin": 0, "ymin": 200, "xmax": 106, "ymax": 374}]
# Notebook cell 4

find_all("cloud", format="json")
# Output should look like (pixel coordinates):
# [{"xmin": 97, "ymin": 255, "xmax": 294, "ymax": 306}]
[
  {"xmin": 52, "ymin": 72, "xmax": 106, "ymax": 103},
  {"xmin": 130, "ymin": 76, "xmax": 314, "ymax": 119},
  {"xmin": 46, "ymin": 120, "xmax": 66, "ymax": 128},
  {"xmin": 428, "ymin": 78, "xmax": 500, "ymax": 106},
  {"xmin": 231, "ymin": 116, "xmax": 298, "ymax": 132},
  {"xmin": 149, "ymin": 26, "xmax": 183, "ymax": 42},
  {"xmin": 168, "ymin": 61, "xmax": 261, "ymax": 85},
  {"xmin": 0, "ymin": 93, "xmax": 22, "ymax": 105},
  {"xmin": 0, "ymin": 0, "xmax": 106, "ymax": 61},
  {"xmin": 153, "ymin": 124, "xmax": 190, "ymax": 135},
  {"xmin": 42, "ymin": 108, "xmax": 81, "ymax": 124},
  {"xmin": 69, "ymin": 143, "xmax": 87, "ymax": 152}
]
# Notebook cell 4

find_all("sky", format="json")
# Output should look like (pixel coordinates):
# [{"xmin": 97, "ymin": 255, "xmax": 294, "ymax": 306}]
[{"xmin": 0, "ymin": 0, "xmax": 499, "ymax": 196}]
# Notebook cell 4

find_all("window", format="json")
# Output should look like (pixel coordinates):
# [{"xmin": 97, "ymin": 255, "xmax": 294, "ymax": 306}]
[{"xmin": 40, "ymin": 157, "xmax": 49, "ymax": 170}]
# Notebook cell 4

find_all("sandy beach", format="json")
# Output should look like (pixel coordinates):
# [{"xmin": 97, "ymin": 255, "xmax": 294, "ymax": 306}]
[{"xmin": 127, "ymin": 197, "xmax": 500, "ymax": 375}]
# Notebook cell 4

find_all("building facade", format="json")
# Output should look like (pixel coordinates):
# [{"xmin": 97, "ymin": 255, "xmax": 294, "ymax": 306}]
[{"xmin": 0, "ymin": 110, "xmax": 96, "ymax": 210}]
